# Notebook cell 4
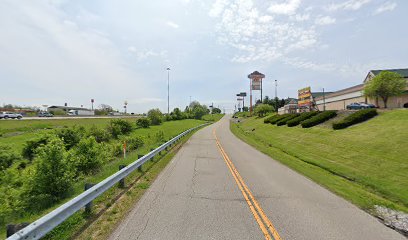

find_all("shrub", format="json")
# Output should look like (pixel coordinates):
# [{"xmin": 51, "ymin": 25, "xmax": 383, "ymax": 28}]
[
  {"xmin": 55, "ymin": 127, "xmax": 83, "ymax": 150},
  {"xmin": 122, "ymin": 136, "xmax": 144, "ymax": 151},
  {"xmin": 67, "ymin": 136, "xmax": 103, "ymax": 176},
  {"xmin": 147, "ymin": 109, "xmax": 163, "ymax": 125},
  {"xmin": 254, "ymin": 104, "xmax": 274, "ymax": 117},
  {"xmin": 270, "ymin": 114, "xmax": 291, "ymax": 124},
  {"xmin": 276, "ymin": 114, "xmax": 299, "ymax": 126},
  {"xmin": 24, "ymin": 138, "xmax": 73, "ymax": 209},
  {"xmin": 301, "ymin": 111, "xmax": 337, "ymax": 128},
  {"xmin": 155, "ymin": 131, "xmax": 165, "ymax": 143},
  {"xmin": 22, "ymin": 134, "xmax": 50, "ymax": 160},
  {"xmin": 264, "ymin": 114, "xmax": 278, "ymax": 123},
  {"xmin": 0, "ymin": 145, "xmax": 21, "ymax": 170},
  {"xmin": 287, "ymin": 111, "xmax": 319, "ymax": 127},
  {"xmin": 136, "ymin": 118, "xmax": 151, "ymax": 128},
  {"xmin": 88, "ymin": 125, "xmax": 111, "ymax": 142},
  {"xmin": 107, "ymin": 119, "xmax": 133, "ymax": 138},
  {"xmin": 333, "ymin": 109, "xmax": 378, "ymax": 129}
]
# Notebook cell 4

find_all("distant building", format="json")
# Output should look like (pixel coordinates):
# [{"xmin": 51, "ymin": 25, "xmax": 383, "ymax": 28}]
[
  {"xmin": 315, "ymin": 68, "xmax": 408, "ymax": 110},
  {"xmin": 278, "ymin": 98, "xmax": 298, "ymax": 114},
  {"xmin": 47, "ymin": 105, "xmax": 88, "ymax": 112}
]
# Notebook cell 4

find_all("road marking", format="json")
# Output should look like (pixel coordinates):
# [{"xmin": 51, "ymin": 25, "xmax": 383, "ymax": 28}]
[{"xmin": 213, "ymin": 127, "xmax": 282, "ymax": 240}]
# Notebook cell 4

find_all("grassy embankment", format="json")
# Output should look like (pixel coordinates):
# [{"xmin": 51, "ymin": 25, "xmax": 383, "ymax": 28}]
[
  {"xmin": 231, "ymin": 110, "xmax": 408, "ymax": 214},
  {"xmin": 0, "ymin": 118, "xmax": 208, "ymax": 239},
  {"xmin": 201, "ymin": 114, "xmax": 224, "ymax": 122}
]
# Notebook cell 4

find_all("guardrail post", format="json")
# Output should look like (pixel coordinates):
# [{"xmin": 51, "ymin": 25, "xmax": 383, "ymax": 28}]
[
  {"xmin": 119, "ymin": 165, "xmax": 127, "ymax": 188},
  {"xmin": 137, "ymin": 155, "xmax": 144, "ymax": 171},
  {"xmin": 6, "ymin": 223, "xmax": 30, "ymax": 238},
  {"xmin": 150, "ymin": 148, "xmax": 155, "ymax": 160},
  {"xmin": 84, "ymin": 183, "xmax": 95, "ymax": 214}
]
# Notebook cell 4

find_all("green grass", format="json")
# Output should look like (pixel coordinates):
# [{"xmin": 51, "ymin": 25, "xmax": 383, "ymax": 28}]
[
  {"xmin": 201, "ymin": 114, "xmax": 224, "ymax": 122},
  {"xmin": 231, "ymin": 109, "xmax": 408, "ymax": 214},
  {"xmin": 0, "ymin": 119, "xmax": 205, "ymax": 238},
  {"xmin": 0, "ymin": 118, "xmax": 136, "ymax": 152}
]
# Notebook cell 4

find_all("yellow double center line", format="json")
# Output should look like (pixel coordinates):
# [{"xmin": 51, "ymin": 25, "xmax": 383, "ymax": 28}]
[{"xmin": 213, "ymin": 128, "xmax": 281, "ymax": 240}]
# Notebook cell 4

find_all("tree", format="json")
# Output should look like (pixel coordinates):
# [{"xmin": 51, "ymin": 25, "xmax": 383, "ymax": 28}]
[
  {"xmin": 192, "ymin": 104, "xmax": 209, "ymax": 119},
  {"xmin": 254, "ymin": 104, "xmax": 273, "ymax": 117},
  {"xmin": 136, "ymin": 118, "xmax": 151, "ymax": 128},
  {"xmin": 26, "ymin": 138, "xmax": 73, "ymax": 204},
  {"xmin": 171, "ymin": 108, "xmax": 184, "ymax": 120},
  {"xmin": 212, "ymin": 107, "xmax": 221, "ymax": 114},
  {"xmin": 147, "ymin": 108, "xmax": 163, "ymax": 125},
  {"xmin": 364, "ymin": 71, "xmax": 406, "ymax": 108},
  {"xmin": 242, "ymin": 106, "xmax": 249, "ymax": 112}
]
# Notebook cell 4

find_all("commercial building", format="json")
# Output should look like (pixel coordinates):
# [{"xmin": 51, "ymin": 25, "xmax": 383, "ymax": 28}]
[{"xmin": 315, "ymin": 68, "xmax": 408, "ymax": 110}]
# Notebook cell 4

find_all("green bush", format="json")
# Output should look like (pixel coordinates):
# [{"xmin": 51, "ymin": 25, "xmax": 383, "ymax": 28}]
[
  {"xmin": 122, "ymin": 136, "xmax": 144, "ymax": 151},
  {"xmin": 0, "ymin": 145, "xmax": 21, "ymax": 170},
  {"xmin": 276, "ymin": 114, "xmax": 299, "ymax": 126},
  {"xmin": 269, "ymin": 114, "xmax": 291, "ymax": 124},
  {"xmin": 107, "ymin": 119, "xmax": 133, "ymax": 138},
  {"xmin": 67, "ymin": 136, "xmax": 103, "ymax": 176},
  {"xmin": 55, "ymin": 127, "xmax": 83, "ymax": 150},
  {"xmin": 254, "ymin": 104, "xmax": 274, "ymax": 117},
  {"xmin": 301, "ymin": 111, "xmax": 337, "ymax": 128},
  {"xmin": 22, "ymin": 134, "xmax": 50, "ymax": 160},
  {"xmin": 148, "ymin": 108, "xmax": 163, "ymax": 125},
  {"xmin": 24, "ymin": 138, "xmax": 73, "ymax": 210},
  {"xmin": 287, "ymin": 111, "xmax": 319, "ymax": 127},
  {"xmin": 136, "ymin": 118, "xmax": 151, "ymax": 128},
  {"xmin": 263, "ymin": 114, "xmax": 278, "ymax": 123},
  {"xmin": 88, "ymin": 125, "xmax": 111, "ymax": 142},
  {"xmin": 333, "ymin": 109, "xmax": 378, "ymax": 129}
]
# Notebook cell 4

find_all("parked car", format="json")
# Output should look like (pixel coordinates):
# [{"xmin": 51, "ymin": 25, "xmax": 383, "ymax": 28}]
[
  {"xmin": 346, "ymin": 102, "xmax": 376, "ymax": 110},
  {"xmin": 0, "ymin": 112, "xmax": 23, "ymax": 119},
  {"xmin": 38, "ymin": 112, "xmax": 54, "ymax": 117}
]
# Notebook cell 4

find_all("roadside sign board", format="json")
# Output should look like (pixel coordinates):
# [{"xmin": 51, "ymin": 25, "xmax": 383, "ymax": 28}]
[{"xmin": 298, "ymin": 87, "xmax": 312, "ymax": 107}]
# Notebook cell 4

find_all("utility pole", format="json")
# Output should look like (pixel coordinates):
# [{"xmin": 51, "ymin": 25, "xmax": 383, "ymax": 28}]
[
  {"xmin": 275, "ymin": 80, "xmax": 278, "ymax": 112},
  {"xmin": 167, "ymin": 67, "xmax": 170, "ymax": 114}
]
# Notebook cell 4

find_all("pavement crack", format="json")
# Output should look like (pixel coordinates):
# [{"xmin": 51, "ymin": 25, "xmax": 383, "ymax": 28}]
[{"xmin": 189, "ymin": 157, "xmax": 199, "ymax": 199}]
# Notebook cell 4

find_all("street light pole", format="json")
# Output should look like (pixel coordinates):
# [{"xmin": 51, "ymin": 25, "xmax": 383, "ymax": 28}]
[
  {"xmin": 167, "ymin": 67, "xmax": 170, "ymax": 115},
  {"xmin": 275, "ymin": 80, "xmax": 278, "ymax": 112}
]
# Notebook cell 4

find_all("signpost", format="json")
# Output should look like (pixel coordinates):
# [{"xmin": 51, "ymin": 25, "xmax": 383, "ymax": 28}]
[
  {"xmin": 298, "ymin": 86, "xmax": 312, "ymax": 112},
  {"xmin": 236, "ymin": 92, "xmax": 247, "ymax": 112},
  {"xmin": 247, "ymin": 71, "xmax": 265, "ymax": 115}
]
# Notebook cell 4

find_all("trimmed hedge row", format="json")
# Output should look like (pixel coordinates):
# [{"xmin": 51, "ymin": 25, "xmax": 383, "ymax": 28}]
[
  {"xmin": 301, "ymin": 111, "xmax": 337, "ymax": 128},
  {"xmin": 287, "ymin": 111, "xmax": 319, "ymax": 127},
  {"xmin": 276, "ymin": 114, "xmax": 299, "ymax": 126},
  {"xmin": 332, "ymin": 109, "xmax": 377, "ymax": 129},
  {"xmin": 264, "ymin": 114, "xmax": 278, "ymax": 123}
]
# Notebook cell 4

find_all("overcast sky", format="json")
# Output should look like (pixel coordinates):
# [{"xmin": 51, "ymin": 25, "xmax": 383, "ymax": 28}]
[{"xmin": 0, "ymin": 0, "xmax": 407, "ymax": 113}]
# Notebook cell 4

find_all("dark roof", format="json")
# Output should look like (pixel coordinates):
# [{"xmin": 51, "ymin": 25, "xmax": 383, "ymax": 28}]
[
  {"xmin": 247, "ymin": 71, "xmax": 265, "ymax": 79},
  {"xmin": 312, "ymin": 92, "xmax": 333, "ymax": 98},
  {"xmin": 370, "ymin": 68, "xmax": 408, "ymax": 78},
  {"xmin": 48, "ymin": 106, "xmax": 88, "ymax": 110}
]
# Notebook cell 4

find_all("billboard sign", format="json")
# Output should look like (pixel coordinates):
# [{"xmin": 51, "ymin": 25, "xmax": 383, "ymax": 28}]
[
  {"xmin": 251, "ymin": 80, "xmax": 261, "ymax": 90},
  {"xmin": 298, "ymin": 87, "xmax": 312, "ymax": 107}
]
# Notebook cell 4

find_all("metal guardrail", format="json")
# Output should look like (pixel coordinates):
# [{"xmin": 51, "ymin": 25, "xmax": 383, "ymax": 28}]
[{"xmin": 7, "ymin": 123, "xmax": 210, "ymax": 240}]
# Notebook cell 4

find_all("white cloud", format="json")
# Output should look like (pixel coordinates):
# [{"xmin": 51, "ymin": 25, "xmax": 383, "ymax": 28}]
[
  {"xmin": 209, "ymin": 0, "xmax": 229, "ymax": 17},
  {"xmin": 326, "ymin": 0, "xmax": 371, "ymax": 11},
  {"xmin": 210, "ymin": 0, "xmax": 318, "ymax": 63},
  {"xmin": 268, "ymin": 0, "xmax": 302, "ymax": 15},
  {"xmin": 315, "ymin": 16, "xmax": 336, "ymax": 25},
  {"xmin": 128, "ymin": 47, "xmax": 168, "ymax": 61},
  {"xmin": 373, "ymin": 1, "xmax": 397, "ymax": 15},
  {"xmin": 291, "ymin": 13, "xmax": 310, "ymax": 21},
  {"xmin": 166, "ymin": 21, "xmax": 179, "ymax": 28}
]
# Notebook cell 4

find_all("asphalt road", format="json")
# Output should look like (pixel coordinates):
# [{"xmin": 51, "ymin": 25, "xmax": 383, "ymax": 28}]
[{"xmin": 109, "ymin": 115, "xmax": 405, "ymax": 240}]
